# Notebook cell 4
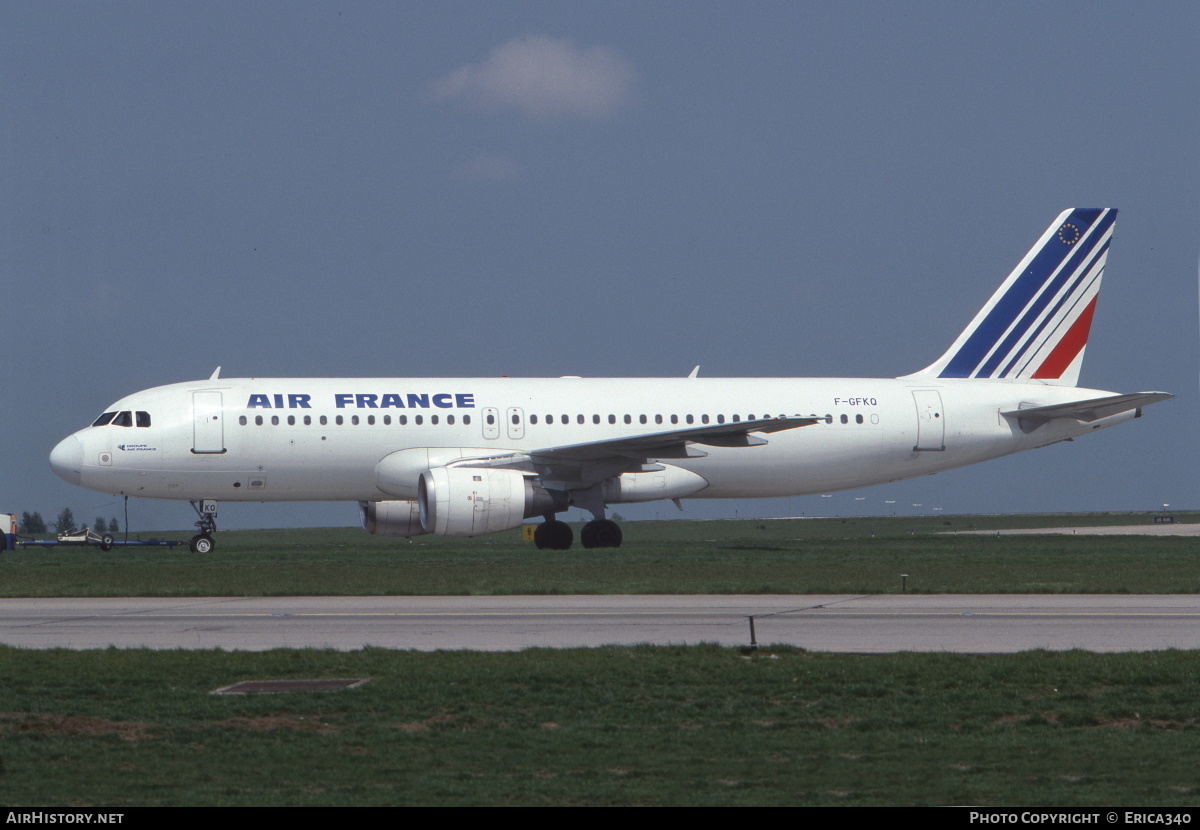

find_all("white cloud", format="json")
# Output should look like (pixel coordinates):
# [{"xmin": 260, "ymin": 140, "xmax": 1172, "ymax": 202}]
[
  {"xmin": 429, "ymin": 35, "xmax": 636, "ymax": 120},
  {"xmin": 456, "ymin": 153, "xmax": 522, "ymax": 183}
]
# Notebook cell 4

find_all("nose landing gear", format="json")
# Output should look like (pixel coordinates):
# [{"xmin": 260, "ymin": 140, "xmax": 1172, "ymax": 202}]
[{"xmin": 189, "ymin": 499, "xmax": 218, "ymax": 553}]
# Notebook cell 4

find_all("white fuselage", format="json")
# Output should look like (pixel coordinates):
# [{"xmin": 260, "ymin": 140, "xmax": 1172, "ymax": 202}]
[{"xmin": 52, "ymin": 376, "xmax": 1134, "ymax": 505}]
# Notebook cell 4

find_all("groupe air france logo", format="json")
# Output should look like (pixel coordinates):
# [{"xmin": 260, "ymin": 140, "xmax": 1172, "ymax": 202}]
[{"xmin": 1057, "ymin": 222, "xmax": 1082, "ymax": 245}]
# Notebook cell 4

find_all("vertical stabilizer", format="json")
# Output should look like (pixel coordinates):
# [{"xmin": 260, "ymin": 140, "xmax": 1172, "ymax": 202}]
[{"xmin": 905, "ymin": 208, "xmax": 1116, "ymax": 387}]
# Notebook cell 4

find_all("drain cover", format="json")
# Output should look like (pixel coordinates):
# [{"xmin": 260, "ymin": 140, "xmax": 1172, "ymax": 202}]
[{"xmin": 213, "ymin": 678, "xmax": 371, "ymax": 695}]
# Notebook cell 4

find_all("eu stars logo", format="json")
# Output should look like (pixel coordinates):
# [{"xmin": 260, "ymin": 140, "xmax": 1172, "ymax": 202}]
[{"xmin": 1057, "ymin": 222, "xmax": 1081, "ymax": 245}]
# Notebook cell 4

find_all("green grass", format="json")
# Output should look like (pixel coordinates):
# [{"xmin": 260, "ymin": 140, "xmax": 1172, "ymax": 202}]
[
  {"xmin": 3, "ymin": 512, "xmax": 1199, "ymax": 596},
  {"xmin": 3, "ymin": 645, "xmax": 1200, "ymax": 806},
  {"xmin": 5, "ymin": 513, "xmax": 1200, "ymax": 806}
]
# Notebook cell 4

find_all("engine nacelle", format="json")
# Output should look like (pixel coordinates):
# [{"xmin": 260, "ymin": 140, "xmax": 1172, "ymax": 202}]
[
  {"xmin": 601, "ymin": 464, "xmax": 709, "ymax": 503},
  {"xmin": 359, "ymin": 499, "xmax": 427, "ymax": 537},
  {"xmin": 376, "ymin": 447, "xmax": 518, "ymax": 498},
  {"xmin": 418, "ymin": 466, "xmax": 566, "ymax": 537}
]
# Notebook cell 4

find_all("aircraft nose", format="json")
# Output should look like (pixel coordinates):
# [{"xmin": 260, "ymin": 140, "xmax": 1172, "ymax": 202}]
[{"xmin": 50, "ymin": 435, "xmax": 83, "ymax": 486}]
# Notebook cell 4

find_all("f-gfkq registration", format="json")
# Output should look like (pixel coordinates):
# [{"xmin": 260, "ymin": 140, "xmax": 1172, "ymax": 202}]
[{"xmin": 51, "ymin": 209, "xmax": 1171, "ymax": 552}]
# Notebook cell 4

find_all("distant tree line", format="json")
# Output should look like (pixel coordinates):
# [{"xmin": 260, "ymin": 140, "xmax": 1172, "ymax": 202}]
[{"xmin": 18, "ymin": 510, "xmax": 120, "ymax": 536}]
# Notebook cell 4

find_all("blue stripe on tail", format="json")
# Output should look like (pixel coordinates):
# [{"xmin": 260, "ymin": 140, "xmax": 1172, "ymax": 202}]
[{"xmin": 938, "ymin": 209, "xmax": 1110, "ymax": 379}]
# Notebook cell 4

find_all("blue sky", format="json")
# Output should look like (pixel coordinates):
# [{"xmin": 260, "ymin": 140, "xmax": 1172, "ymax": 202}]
[{"xmin": 3, "ymin": 2, "xmax": 1196, "ymax": 531}]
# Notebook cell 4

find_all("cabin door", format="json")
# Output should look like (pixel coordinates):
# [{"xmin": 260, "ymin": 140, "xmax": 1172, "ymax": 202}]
[
  {"xmin": 912, "ymin": 390, "xmax": 945, "ymax": 451},
  {"xmin": 192, "ymin": 391, "xmax": 226, "ymax": 454}
]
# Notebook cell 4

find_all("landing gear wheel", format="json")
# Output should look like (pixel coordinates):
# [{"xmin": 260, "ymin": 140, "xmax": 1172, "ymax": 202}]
[
  {"xmin": 190, "ymin": 534, "xmax": 215, "ymax": 554},
  {"xmin": 581, "ymin": 519, "xmax": 623, "ymax": 549},
  {"xmin": 188, "ymin": 500, "xmax": 219, "ymax": 554},
  {"xmin": 534, "ymin": 520, "xmax": 573, "ymax": 550},
  {"xmin": 100, "ymin": 535, "xmax": 114, "ymax": 552}
]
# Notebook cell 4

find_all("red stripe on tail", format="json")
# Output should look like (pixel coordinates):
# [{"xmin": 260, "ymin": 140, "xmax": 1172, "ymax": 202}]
[{"xmin": 1031, "ymin": 296, "xmax": 1098, "ymax": 379}]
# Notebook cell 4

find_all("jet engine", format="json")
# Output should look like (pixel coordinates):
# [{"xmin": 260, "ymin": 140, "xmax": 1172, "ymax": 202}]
[
  {"xmin": 418, "ymin": 466, "xmax": 567, "ymax": 537},
  {"xmin": 359, "ymin": 499, "xmax": 427, "ymax": 537}
]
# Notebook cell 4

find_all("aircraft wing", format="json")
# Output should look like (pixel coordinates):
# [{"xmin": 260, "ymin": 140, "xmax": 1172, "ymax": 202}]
[
  {"xmin": 1002, "ymin": 392, "xmax": 1173, "ymax": 425},
  {"xmin": 448, "ymin": 416, "xmax": 822, "ymax": 477},
  {"xmin": 530, "ymin": 415, "xmax": 822, "ymax": 462}
]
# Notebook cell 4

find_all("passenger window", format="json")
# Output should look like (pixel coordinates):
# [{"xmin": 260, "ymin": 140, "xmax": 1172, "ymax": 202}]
[
  {"xmin": 639, "ymin": 415, "xmax": 647, "ymax": 424},
  {"xmin": 717, "ymin": 414, "xmax": 725, "ymax": 424},
  {"xmin": 624, "ymin": 414, "xmax": 632, "ymax": 424},
  {"xmin": 320, "ymin": 415, "xmax": 328, "ymax": 426},
  {"xmin": 855, "ymin": 414, "xmax": 863, "ymax": 424},
  {"xmin": 367, "ymin": 415, "xmax": 376, "ymax": 426},
  {"xmin": 701, "ymin": 414, "xmax": 710, "ymax": 424},
  {"xmin": 239, "ymin": 416, "xmax": 247, "ymax": 426},
  {"xmin": 448, "ymin": 415, "xmax": 455, "ymax": 425},
  {"xmin": 92, "ymin": 412, "xmax": 117, "ymax": 427},
  {"xmin": 272, "ymin": 415, "xmax": 280, "ymax": 426},
  {"xmin": 840, "ymin": 414, "xmax": 848, "ymax": 424},
  {"xmin": 608, "ymin": 414, "xmax": 616, "ymax": 424},
  {"xmin": 431, "ymin": 415, "xmax": 439, "ymax": 425},
  {"xmin": 287, "ymin": 415, "xmax": 296, "ymax": 426},
  {"xmin": 463, "ymin": 415, "xmax": 471, "ymax": 425},
  {"xmin": 577, "ymin": 414, "xmax": 584, "ymax": 424},
  {"xmin": 592, "ymin": 414, "xmax": 600, "ymax": 424},
  {"xmin": 670, "ymin": 415, "xmax": 678, "ymax": 424},
  {"xmin": 686, "ymin": 414, "xmax": 694, "ymax": 425},
  {"xmin": 336, "ymin": 415, "xmax": 344, "ymax": 425},
  {"xmin": 255, "ymin": 415, "xmax": 263, "ymax": 426},
  {"xmin": 531, "ymin": 414, "xmax": 539, "ymax": 425},
  {"xmin": 399, "ymin": 415, "xmax": 408, "ymax": 425},
  {"xmin": 415, "ymin": 415, "xmax": 424, "ymax": 425},
  {"xmin": 304, "ymin": 415, "xmax": 312, "ymax": 425}
]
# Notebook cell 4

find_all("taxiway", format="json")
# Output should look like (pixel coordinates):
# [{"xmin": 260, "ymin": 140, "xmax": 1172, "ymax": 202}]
[{"xmin": 2, "ymin": 594, "xmax": 1199, "ymax": 652}]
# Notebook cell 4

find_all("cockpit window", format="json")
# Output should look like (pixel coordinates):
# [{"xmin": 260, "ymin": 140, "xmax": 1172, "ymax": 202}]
[
  {"xmin": 92, "ymin": 412, "xmax": 117, "ymax": 427},
  {"xmin": 136, "ymin": 411, "xmax": 151, "ymax": 427},
  {"xmin": 112, "ymin": 411, "xmax": 133, "ymax": 427}
]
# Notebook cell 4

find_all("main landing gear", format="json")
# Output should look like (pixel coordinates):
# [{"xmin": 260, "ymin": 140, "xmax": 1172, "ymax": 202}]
[
  {"xmin": 533, "ymin": 516, "xmax": 623, "ymax": 550},
  {"xmin": 189, "ymin": 499, "xmax": 218, "ymax": 553},
  {"xmin": 533, "ymin": 519, "xmax": 573, "ymax": 550},
  {"xmin": 581, "ymin": 519, "xmax": 622, "ymax": 549}
]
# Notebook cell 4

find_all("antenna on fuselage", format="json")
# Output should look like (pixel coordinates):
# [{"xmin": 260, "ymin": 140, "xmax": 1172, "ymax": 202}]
[
  {"xmin": 687, "ymin": 366, "xmax": 699, "ymax": 379},
  {"xmin": 209, "ymin": 366, "xmax": 221, "ymax": 380}
]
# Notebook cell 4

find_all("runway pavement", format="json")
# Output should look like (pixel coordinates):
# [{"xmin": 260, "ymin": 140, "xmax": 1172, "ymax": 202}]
[
  {"xmin": 3, "ymin": 594, "xmax": 1200, "ymax": 652},
  {"xmin": 954, "ymin": 522, "xmax": 1200, "ymax": 536}
]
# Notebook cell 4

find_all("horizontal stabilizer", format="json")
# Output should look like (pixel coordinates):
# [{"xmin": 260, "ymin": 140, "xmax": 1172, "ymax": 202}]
[{"xmin": 1002, "ymin": 392, "xmax": 1173, "ymax": 426}]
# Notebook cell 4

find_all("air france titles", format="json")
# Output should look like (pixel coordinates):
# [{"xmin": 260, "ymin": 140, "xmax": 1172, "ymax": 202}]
[{"xmin": 245, "ymin": 393, "xmax": 476, "ymax": 410}]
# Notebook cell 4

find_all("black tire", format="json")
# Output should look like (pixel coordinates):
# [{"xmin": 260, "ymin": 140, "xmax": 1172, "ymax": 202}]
[
  {"xmin": 100, "ymin": 535, "xmax": 114, "ymax": 552},
  {"xmin": 581, "ymin": 519, "xmax": 622, "ymax": 549},
  {"xmin": 533, "ymin": 520, "xmax": 573, "ymax": 550},
  {"xmin": 190, "ymin": 534, "xmax": 215, "ymax": 554}
]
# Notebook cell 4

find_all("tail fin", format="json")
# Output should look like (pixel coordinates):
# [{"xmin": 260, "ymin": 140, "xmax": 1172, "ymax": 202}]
[{"xmin": 905, "ymin": 208, "xmax": 1117, "ymax": 387}]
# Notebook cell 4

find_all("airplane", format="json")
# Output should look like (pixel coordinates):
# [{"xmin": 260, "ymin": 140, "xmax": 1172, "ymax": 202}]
[{"xmin": 49, "ymin": 208, "xmax": 1170, "ymax": 553}]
